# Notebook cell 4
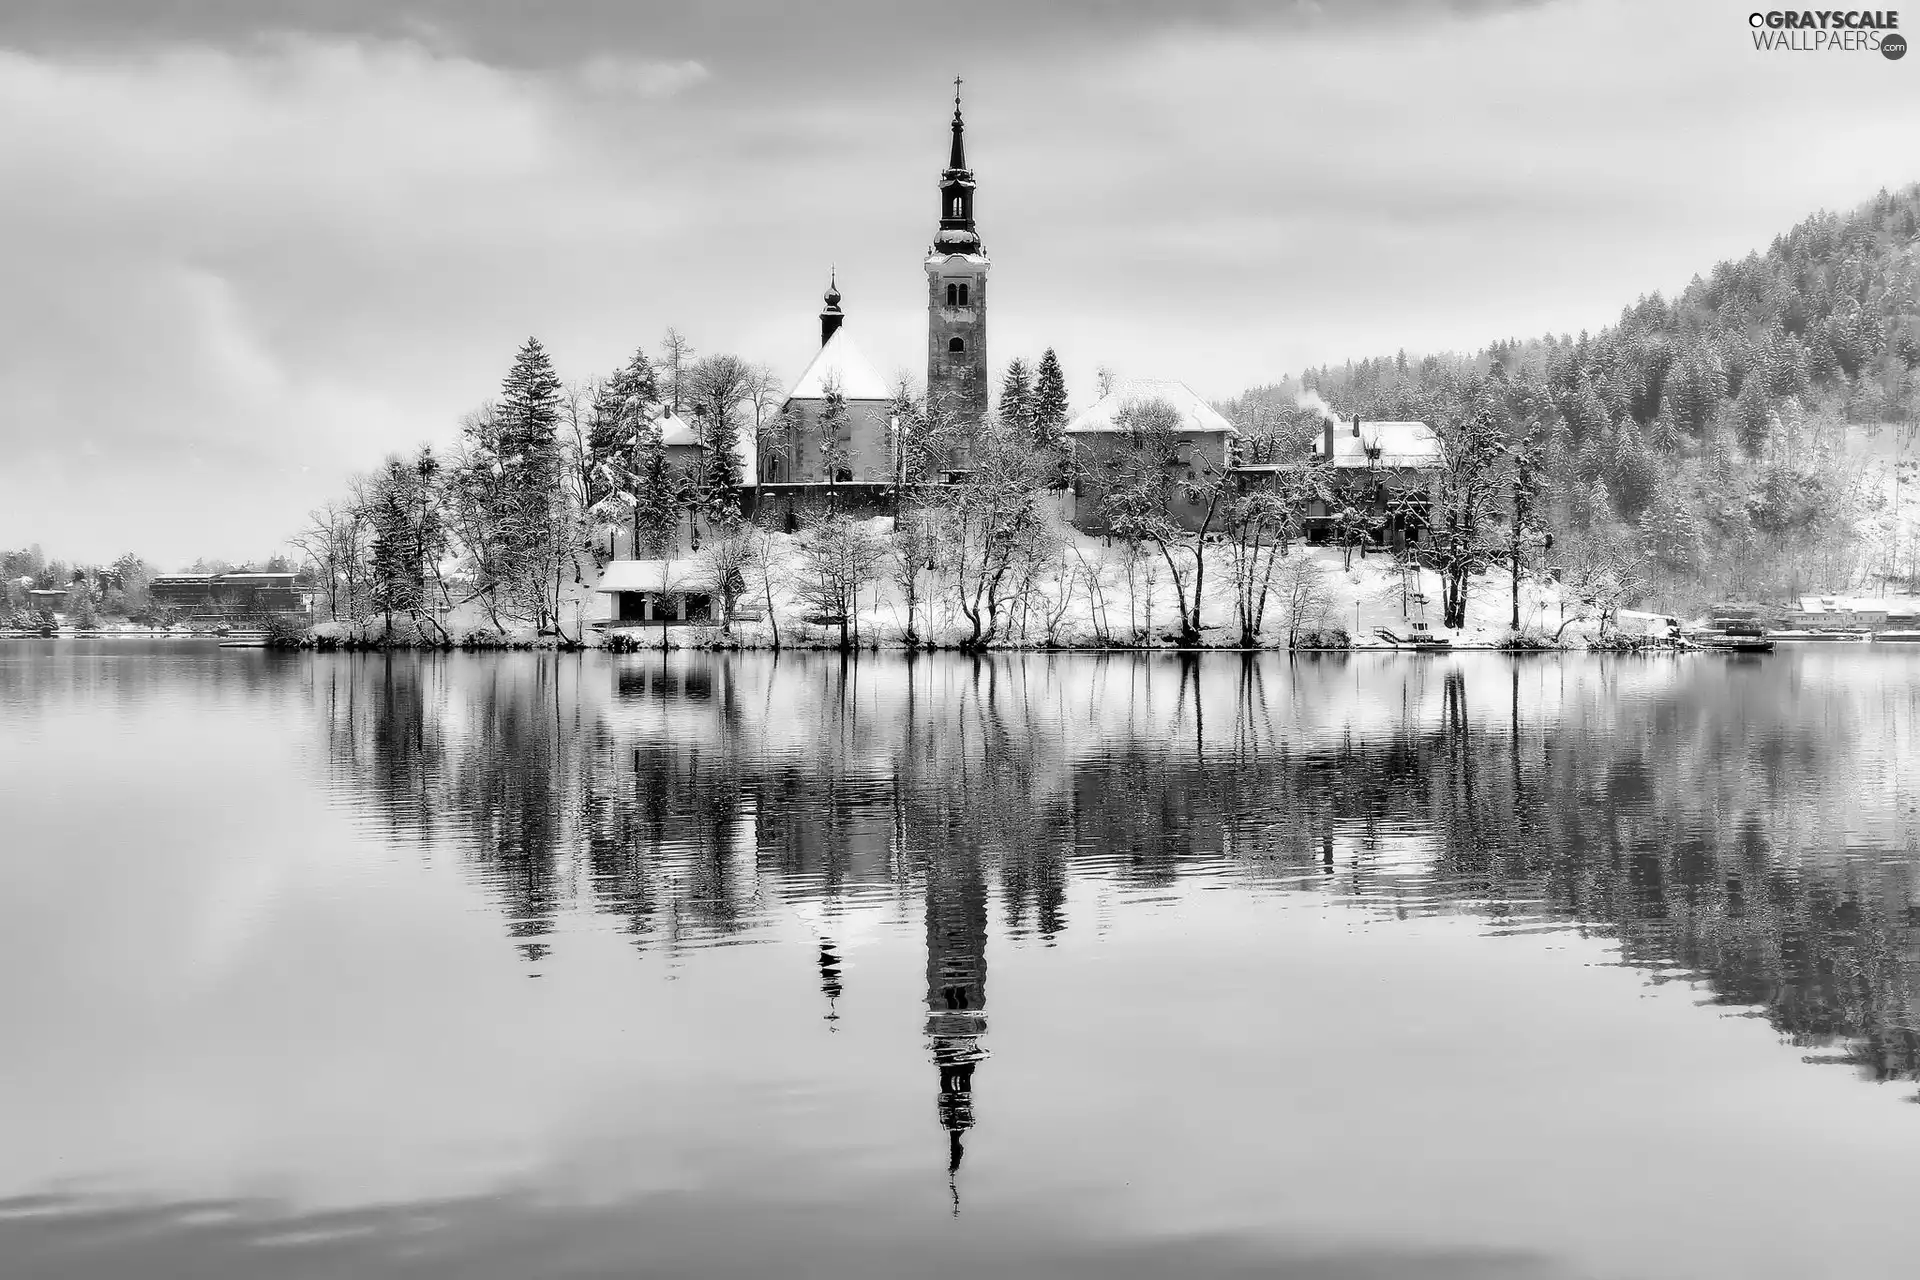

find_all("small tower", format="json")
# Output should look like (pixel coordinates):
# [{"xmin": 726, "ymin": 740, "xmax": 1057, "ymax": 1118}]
[
  {"xmin": 925, "ymin": 79, "xmax": 990, "ymax": 432},
  {"xmin": 819, "ymin": 270, "xmax": 844, "ymax": 346}
]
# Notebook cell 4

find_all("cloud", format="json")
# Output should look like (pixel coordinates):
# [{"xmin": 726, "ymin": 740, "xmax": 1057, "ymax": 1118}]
[
  {"xmin": 2, "ymin": 0, "xmax": 1918, "ymax": 564},
  {"xmin": 577, "ymin": 55, "xmax": 709, "ymax": 99}
]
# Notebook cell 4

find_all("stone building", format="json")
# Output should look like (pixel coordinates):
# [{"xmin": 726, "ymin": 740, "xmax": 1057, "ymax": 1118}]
[
  {"xmin": 1063, "ymin": 378, "xmax": 1240, "ymax": 533},
  {"xmin": 924, "ymin": 82, "xmax": 990, "ymax": 432},
  {"xmin": 769, "ymin": 276, "xmax": 897, "ymax": 487}
]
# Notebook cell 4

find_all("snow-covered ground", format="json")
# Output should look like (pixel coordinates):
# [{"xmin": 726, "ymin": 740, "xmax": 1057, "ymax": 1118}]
[{"xmin": 578, "ymin": 521, "xmax": 1578, "ymax": 649}]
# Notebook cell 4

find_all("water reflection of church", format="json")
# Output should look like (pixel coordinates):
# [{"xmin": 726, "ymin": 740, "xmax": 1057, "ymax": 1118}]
[
  {"xmin": 808, "ymin": 836, "xmax": 990, "ymax": 1206},
  {"xmin": 925, "ymin": 846, "xmax": 989, "ymax": 1201}
]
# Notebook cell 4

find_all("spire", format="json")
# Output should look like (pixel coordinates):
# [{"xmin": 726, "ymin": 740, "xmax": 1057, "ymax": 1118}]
[
  {"xmin": 948, "ymin": 76, "xmax": 967, "ymax": 171},
  {"xmin": 819, "ymin": 268, "xmax": 844, "ymax": 346},
  {"xmin": 932, "ymin": 79, "xmax": 981, "ymax": 255}
]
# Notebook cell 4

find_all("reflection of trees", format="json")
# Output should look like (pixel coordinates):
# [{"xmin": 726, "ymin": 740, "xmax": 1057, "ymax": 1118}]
[{"xmin": 315, "ymin": 650, "xmax": 1920, "ymax": 1095}]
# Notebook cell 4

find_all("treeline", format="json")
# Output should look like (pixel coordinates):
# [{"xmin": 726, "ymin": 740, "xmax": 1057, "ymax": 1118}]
[
  {"xmin": 0, "ymin": 548, "xmax": 295, "ymax": 631},
  {"xmin": 1226, "ymin": 183, "xmax": 1920, "ymax": 607},
  {"xmin": 300, "ymin": 321, "xmax": 1386, "ymax": 650},
  {"xmin": 297, "ymin": 331, "xmax": 791, "ymax": 644}
]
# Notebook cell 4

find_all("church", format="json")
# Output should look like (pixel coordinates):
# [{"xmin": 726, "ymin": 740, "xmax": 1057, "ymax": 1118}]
[{"xmin": 757, "ymin": 83, "xmax": 992, "ymax": 520}]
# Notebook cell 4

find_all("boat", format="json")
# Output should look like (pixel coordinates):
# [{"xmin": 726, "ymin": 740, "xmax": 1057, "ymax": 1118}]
[{"xmin": 1686, "ymin": 616, "xmax": 1774, "ymax": 653}]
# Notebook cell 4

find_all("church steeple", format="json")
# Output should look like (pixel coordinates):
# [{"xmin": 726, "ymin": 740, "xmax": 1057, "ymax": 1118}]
[
  {"xmin": 948, "ymin": 79, "xmax": 967, "ymax": 170},
  {"xmin": 819, "ymin": 268, "xmax": 844, "ymax": 346},
  {"xmin": 935, "ymin": 78, "xmax": 980, "ymax": 254},
  {"xmin": 925, "ymin": 78, "xmax": 990, "ymax": 431}
]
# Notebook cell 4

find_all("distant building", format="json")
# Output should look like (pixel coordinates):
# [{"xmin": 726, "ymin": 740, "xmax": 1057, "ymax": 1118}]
[
  {"xmin": 1064, "ymin": 378, "xmax": 1240, "ymax": 533},
  {"xmin": 1236, "ymin": 416, "xmax": 1447, "ymax": 548},
  {"xmin": 149, "ymin": 571, "xmax": 308, "ymax": 618}
]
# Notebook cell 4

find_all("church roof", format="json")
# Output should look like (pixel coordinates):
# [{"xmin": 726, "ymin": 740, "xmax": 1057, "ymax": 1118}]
[
  {"xmin": 786, "ymin": 326, "xmax": 893, "ymax": 403},
  {"xmin": 1064, "ymin": 378, "xmax": 1239, "ymax": 436}
]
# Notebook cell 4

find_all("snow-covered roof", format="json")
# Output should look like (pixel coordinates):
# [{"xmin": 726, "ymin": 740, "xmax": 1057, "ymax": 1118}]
[
  {"xmin": 595, "ymin": 560, "xmax": 707, "ymax": 594},
  {"xmin": 1063, "ymin": 378, "xmax": 1238, "ymax": 436},
  {"xmin": 1315, "ymin": 421, "xmax": 1446, "ymax": 470},
  {"xmin": 786, "ymin": 327, "xmax": 894, "ymax": 403},
  {"xmin": 657, "ymin": 411, "xmax": 698, "ymax": 448},
  {"xmin": 652, "ymin": 411, "xmax": 757, "ymax": 487},
  {"xmin": 1796, "ymin": 596, "xmax": 1902, "ymax": 614}
]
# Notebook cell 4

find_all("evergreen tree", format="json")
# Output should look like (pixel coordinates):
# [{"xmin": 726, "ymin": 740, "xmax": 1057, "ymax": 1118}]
[
  {"xmin": 999, "ymin": 357, "xmax": 1034, "ymax": 433},
  {"xmin": 585, "ymin": 347, "xmax": 661, "ymax": 529},
  {"xmin": 66, "ymin": 577, "xmax": 100, "ymax": 629},
  {"xmin": 690, "ymin": 354, "xmax": 754, "ymax": 527},
  {"xmin": 1032, "ymin": 348, "xmax": 1070, "ymax": 454},
  {"xmin": 500, "ymin": 337, "xmax": 563, "ymax": 464}
]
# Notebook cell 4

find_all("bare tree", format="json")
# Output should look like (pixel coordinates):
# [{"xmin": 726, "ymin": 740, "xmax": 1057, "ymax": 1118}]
[
  {"xmin": 750, "ymin": 507, "xmax": 789, "ymax": 648},
  {"xmin": 696, "ymin": 526, "xmax": 757, "ymax": 636},
  {"xmin": 1088, "ymin": 397, "xmax": 1227, "ymax": 645},
  {"xmin": 659, "ymin": 327, "xmax": 697, "ymax": 415},
  {"xmin": 1276, "ymin": 552, "xmax": 1334, "ymax": 647},
  {"xmin": 1553, "ymin": 536, "xmax": 1648, "ymax": 642},
  {"xmin": 930, "ymin": 422, "xmax": 1049, "ymax": 649},
  {"xmin": 795, "ymin": 516, "xmax": 887, "ymax": 650},
  {"xmin": 891, "ymin": 505, "xmax": 940, "ymax": 646}
]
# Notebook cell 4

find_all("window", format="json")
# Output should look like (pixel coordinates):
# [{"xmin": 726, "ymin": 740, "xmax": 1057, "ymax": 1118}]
[
  {"xmin": 951, "ymin": 196, "xmax": 963, "ymax": 218},
  {"xmin": 957, "ymin": 283, "xmax": 969, "ymax": 306},
  {"xmin": 948, "ymin": 337, "xmax": 965, "ymax": 353},
  {"xmin": 946, "ymin": 283, "xmax": 958, "ymax": 307}
]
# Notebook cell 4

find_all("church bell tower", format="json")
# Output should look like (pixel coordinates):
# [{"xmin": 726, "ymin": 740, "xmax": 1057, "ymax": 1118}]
[{"xmin": 925, "ymin": 79, "xmax": 990, "ymax": 430}]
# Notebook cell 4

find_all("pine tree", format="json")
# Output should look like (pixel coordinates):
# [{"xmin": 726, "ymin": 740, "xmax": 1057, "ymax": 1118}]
[
  {"xmin": 999, "ymin": 357, "xmax": 1034, "ymax": 433},
  {"xmin": 66, "ymin": 576, "xmax": 100, "ymax": 629},
  {"xmin": 1032, "ymin": 348, "xmax": 1069, "ymax": 452},
  {"xmin": 586, "ymin": 347, "xmax": 660, "ymax": 523},
  {"xmin": 690, "ymin": 354, "xmax": 754, "ymax": 528},
  {"xmin": 499, "ymin": 337, "xmax": 563, "ymax": 491}
]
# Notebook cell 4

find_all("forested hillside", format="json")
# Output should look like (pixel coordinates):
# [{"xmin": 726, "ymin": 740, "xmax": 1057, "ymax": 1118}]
[{"xmin": 1226, "ymin": 184, "xmax": 1920, "ymax": 608}]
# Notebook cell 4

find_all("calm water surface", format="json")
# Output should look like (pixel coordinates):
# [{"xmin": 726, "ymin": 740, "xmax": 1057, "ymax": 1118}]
[{"xmin": 4, "ymin": 642, "xmax": 1920, "ymax": 1278}]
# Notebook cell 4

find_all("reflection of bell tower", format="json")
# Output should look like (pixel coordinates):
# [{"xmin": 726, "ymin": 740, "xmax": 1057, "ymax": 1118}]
[
  {"xmin": 925, "ymin": 77, "xmax": 990, "ymax": 432},
  {"xmin": 819, "ymin": 938, "xmax": 843, "ymax": 1030},
  {"xmin": 925, "ymin": 848, "xmax": 989, "ymax": 1211}
]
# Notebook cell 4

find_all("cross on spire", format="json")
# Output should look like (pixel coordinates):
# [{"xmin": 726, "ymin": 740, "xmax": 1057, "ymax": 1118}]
[{"xmin": 953, "ymin": 76, "xmax": 963, "ymax": 109}]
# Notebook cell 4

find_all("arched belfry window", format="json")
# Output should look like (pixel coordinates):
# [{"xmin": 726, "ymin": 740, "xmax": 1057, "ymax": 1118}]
[
  {"xmin": 946, "ymin": 283, "xmax": 958, "ymax": 307},
  {"xmin": 957, "ymin": 283, "xmax": 969, "ymax": 306},
  {"xmin": 951, "ymin": 196, "xmax": 963, "ymax": 218},
  {"xmin": 949, "ymin": 337, "xmax": 966, "ymax": 353}
]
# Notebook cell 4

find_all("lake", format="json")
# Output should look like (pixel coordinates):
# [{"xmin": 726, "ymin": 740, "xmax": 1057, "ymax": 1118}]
[{"xmin": 3, "ymin": 641, "xmax": 1920, "ymax": 1279}]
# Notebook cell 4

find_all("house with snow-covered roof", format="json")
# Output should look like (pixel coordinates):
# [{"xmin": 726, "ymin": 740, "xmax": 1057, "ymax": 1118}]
[
  {"xmin": 755, "ymin": 275, "xmax": 902, "ymax": 528},
  {"xmin": 1234, "ymin": 415, "xmax": 1447, "ymax": 550},
  {"xmin": 1063, "ymin": 378, "xmax": 1240, "ymax": 533}
]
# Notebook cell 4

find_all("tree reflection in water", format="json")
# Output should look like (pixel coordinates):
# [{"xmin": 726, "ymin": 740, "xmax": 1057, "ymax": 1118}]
[{"xmin": 316, "ymin": 649, "xmax": 1920, "ymax": 1175}]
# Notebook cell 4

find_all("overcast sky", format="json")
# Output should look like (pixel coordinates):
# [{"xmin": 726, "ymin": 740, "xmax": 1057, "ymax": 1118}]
[{"xmin": 3, "ymin": 0, "xmax": 1917, "ymax": 565}]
